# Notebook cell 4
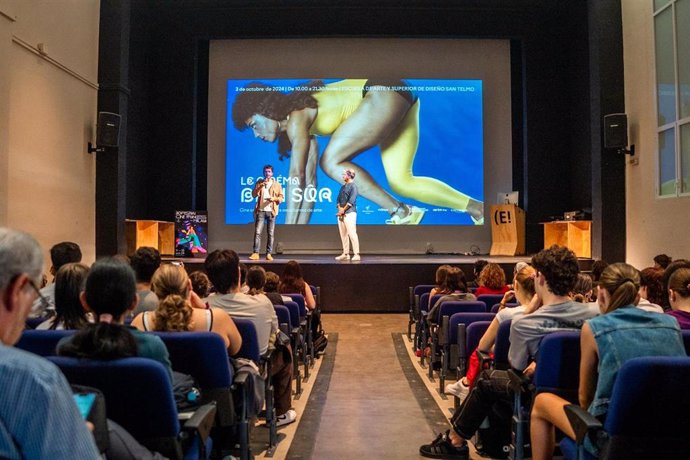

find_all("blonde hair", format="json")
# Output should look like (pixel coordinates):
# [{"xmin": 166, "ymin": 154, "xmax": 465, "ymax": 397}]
[
  {"xmin": 150, "ymin": 264, "xmax": 193, "ymax": 331},
  {"xmin": 514, "ymin": 265, "xmax": 536, "ymax": 298},
  {"xmin": 598, "ymin": 263, "xmax": 640, "ymax": 313}
]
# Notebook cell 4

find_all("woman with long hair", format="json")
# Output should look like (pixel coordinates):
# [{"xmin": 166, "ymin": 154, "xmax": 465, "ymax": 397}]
[
  {"xmin": 529, "ymin": 263, "xmax": 686, "ymax": 459},
  {"xmin": 36, "ymin": 263, "xmax": 90, "ymax": 330},
  {"xmin": 279, "ymin": 260, "xmax": 316, "ymax": 310},
  {"xmin": 232, "ymin": 79, "xmax": 484, "ymax": 225},
  {"xmin": 57, "ymin": 258, "xmax": 173, "ymax": 380},
  {"xmin": 131, "ymin": 264, "xmax": 242, "ymax": 355}
]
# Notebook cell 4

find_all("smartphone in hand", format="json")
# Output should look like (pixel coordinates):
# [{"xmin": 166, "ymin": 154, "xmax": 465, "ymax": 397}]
[{"xmin": 73, "ymin": 392, "xmax": 97, "ymax": 419}]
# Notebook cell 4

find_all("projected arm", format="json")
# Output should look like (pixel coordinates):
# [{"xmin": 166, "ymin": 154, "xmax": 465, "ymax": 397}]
[
  {"xmin": 285, "ymin": 113, "xmax": 316, "ymax": 224},
  {"xmin": 295, "ymin": 138, "xmax": 318, "ymax": 224}
]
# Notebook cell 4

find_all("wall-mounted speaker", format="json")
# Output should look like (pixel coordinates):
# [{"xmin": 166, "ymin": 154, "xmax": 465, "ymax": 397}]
[
  {"xmin": 603, "ymin": 113, "xmax": 628, "ymax": 149},
  {"xmin": 96, "ymin": 112, "xmax": 121, "ymax": 148}
]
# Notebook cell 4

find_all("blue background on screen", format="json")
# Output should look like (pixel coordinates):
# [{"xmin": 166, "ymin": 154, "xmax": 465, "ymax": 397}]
[{"xmin": 225, "ymin": 79, "xmax": 483, "ymax": 225}]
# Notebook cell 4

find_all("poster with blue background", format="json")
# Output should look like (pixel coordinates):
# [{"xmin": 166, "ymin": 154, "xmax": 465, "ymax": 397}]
[{"xmin": 225, "ymin": 79, "xmax": 483, "ymax": 225}]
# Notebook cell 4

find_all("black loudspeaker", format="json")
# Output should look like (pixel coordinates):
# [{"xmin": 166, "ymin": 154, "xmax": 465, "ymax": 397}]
[
  {"xmin": 603, "ymin": 113, "xmax": 628, "ymax": 149},
  {"xmin": 96, "ymin": 112, "xmax": 121, "ymax": 147}
]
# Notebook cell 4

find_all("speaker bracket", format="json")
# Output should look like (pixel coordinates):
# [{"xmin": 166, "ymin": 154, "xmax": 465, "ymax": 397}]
[
  {"xmin": 87, "ymin": 142, "xmax": 106, "ymax": 154},
  {"xmin": 616, "ymin": 144, "xmax": 635, "ymax": 156}
]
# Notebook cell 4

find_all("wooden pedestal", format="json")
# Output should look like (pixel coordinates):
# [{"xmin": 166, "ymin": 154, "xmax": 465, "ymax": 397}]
[
  {"xmin": 543, "ymin": 221, "xmax": 592, "ymax": 258},
  {"xmin": 125, "ymin": 220, "xmax": 175, "ymax": 256},
  {"xmin": 490, "ymin": 204, "xmax": 526, "ymax": 256}
]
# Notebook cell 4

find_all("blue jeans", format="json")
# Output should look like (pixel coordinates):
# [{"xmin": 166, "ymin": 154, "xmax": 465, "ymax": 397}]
[{"xmin": 253, "ymin": 211, "xmax": 276, "ymax": 253}]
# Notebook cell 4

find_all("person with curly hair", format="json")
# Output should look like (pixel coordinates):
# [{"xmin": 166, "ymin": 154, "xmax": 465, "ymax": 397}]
[
  {"xmin": 232, "ymin": 79, "xmax": 484, "ymax": 225},
  {"xmin": 131, "ymin": 264, "xmax": 242, "ymax": 356},
  {"xmin": 474, "ymin": 263, "xmax": 510, "ymax": 297}
]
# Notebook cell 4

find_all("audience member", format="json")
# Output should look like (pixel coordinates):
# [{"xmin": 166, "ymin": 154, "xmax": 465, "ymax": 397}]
[
  {"xmin": 428, "ymin": 264, "xmax": 453, "ymax": 308},
  {"xmin": 530, "ymin": 263, "xmax": 685, "ymax": 459},
  {"xmin": 263, "ymin": 270, "xmax": 292, "ymax": 305},
  {"xmin": 419, "ymin": 245, "xmax": 597, "ymax": 459},
  {"xmin": 445, "ymin": 264, "xmax": 535, "ymax": 400},
  {"xmin": 653, "ymin": 253, "xmax": 672, "ymax": 269},
  {"xmin": 474, "ymin": 263, "xmax": 510, "ymax": 297},
  {"xmin": 637, "ymin": 266, "xmax": 665, "ymax": 313},
  {"xmin": 189, "ymin": 270, "xmax": 212, "ymax": 298},
  {"xmin": 0, "ymin": 228, "xmax": 101, "ymax": 458},
  {"xmin": 666, "ymin": 267, "xmax": 690, "ymax": 329},
  {"xmin": 129, "ymin": 247, "xmax": 161, "ymax": 316},
  {"xmin": 246, "ymin": 265, "xmax": 267, "ymax": 296},
  {"xmin": 427, "ymin": 267, "xmax": 476, "ymax": 323},
  {"xmin": 131, "ymin": 264, "xmax": 242, "ymax": 355},
  {"xmin": 239, "ymin": 262, "xmax": 249, "ymax": 293},
  {"xmin": 36, "ymin": 263, "xmax": 91, "ymax": 330},
  {"xmin": 204, "ymin": 249, "xmax": 296, "ymax": 427},
  {"xmin": 662, "ymin": 259, "xmax": 690, "ymax": 308},
  {"xmin": 570, "ymin": 273, "xmax": 593, "ymax": 303},
  {"xmin": 57, "ymin": 258, "xmax": 173, "ymax": 381},
  {"xmin": 279, "ymin": 260, "xmax": 322, "ymax": 339},
  {"xmin": 30, "ymin": 241, "xmax": 82, "ymax": 317},
  {"xmin": 590, "ymin": 259, "xmax": 608, "ymax": 282},
  {"xmin": 468, "ymin": 259, "xmax": 488, "ymax": 289}
]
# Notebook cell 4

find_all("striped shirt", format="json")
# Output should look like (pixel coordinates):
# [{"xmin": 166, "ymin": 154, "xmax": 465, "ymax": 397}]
[{"xmin": 0, "ymin": 344, "xmax": 100, "ymax": 459}]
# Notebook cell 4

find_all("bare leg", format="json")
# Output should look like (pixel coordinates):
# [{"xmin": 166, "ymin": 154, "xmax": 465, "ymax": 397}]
[
  {"xmin": 319, "ymin": 88, "xmax": 410, "ymax": 213},
  {"xmin": 530, "ymin": 393, "xmax": 576, "ymax": 460}
]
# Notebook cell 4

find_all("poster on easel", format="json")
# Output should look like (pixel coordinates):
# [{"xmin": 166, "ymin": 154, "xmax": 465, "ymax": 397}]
[{"xmin": 175, "ymin": 211, "xmax": 209, "ymax": 257}]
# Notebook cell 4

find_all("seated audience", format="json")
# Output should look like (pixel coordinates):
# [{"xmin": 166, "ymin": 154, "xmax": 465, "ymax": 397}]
[
  {"xmin": 36, "ymin": 262, "xmax": 91, "ymax": 330},
  {"xmin": 239, "ymin": 262, "xmax": 249, "ymax": 293},
  {"xmin": 427, "ymin": 267, "xmax": 476, "ymax": 323},
  {"xmin": 637, "ymin": 266, "xmax": 665, "ymax": 313},
  {"xmin": 665, "ymin": 267, "xmax": 690, "ymax": 329},
  {"xmin": 530, "ymin": 263, "xmax": 686, "ymax": 460},
  {"xmin": 419, "ymin": 245, "xmax": 597, "ymax": 459},
  {"xmin": 189, "ymin": 270, "xmax": 212, "ymax": 298},
  {"xmin": 474, "ymin": 262, "xmax": 510, "ymax": 297},
  {"xmin": 467, "ymin": 259, "xmax": 488, "ymax": 289},
  {"xmin": 570, "ymin": 273, "xmax": 593, "ymax": 303},
  {"xmin": 129, "ymin": 247, "xmax": 161, "ymax": 316},
  {"xmin": 445, "ymin": 264, "xmax": 536, "ymax": 400},
  {"xmin": 131, "ymin": 264, "xmax": 242, "ymax": 355},
  {"xmin": 30, "ymin": 241, "xmax": 82, "ymax": 317},
  {"xmin": 57, "ymin": 258, "xmax": 173, "ymax": 381},
  {"xmin": 0, "ymin": 228, "xmax": 101, "ymax": 459},
  {"xmin": 204, "ymin": 249, "xmax": 296, "ymax": 427},
  {"xmin": 653, "ymin": 253, "xmax": 672, "ymax": 269},
  {"xmin": 428, "ymin": 264, "xmax": 453, "ymax": 309},
  {"xmin": 662, "ymin": 259, "xmax": 690, "ymax": 308},
  {"xmin": 263, "ymin": 270, "xmax": 292, "ymax": 305},
  {"xmin": 279, "ymin": 260, "xmax": 322, "ymax": 338}
]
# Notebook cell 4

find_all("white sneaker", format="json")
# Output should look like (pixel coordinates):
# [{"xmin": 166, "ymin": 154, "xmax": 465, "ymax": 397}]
[
  {"xmin": 335, "ymin": 254, "xmax": 349, "ymax": 261},
  {"xmin": 350, "ymin": 254, "xmax": 361, "ymax": 261},
  {"xmin": 444, "ymin": 379, "xmax": 470, "ymax": 403},
  {"xmin": 275, "ymin": 409, "xmax": 297, "ymax": 427}
]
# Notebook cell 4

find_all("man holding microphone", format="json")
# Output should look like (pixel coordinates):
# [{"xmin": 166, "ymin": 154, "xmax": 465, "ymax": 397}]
[
  {"xmin": 250, "ymin": 164, "xmax": 284, "ymax": 261},
  {"xmin": 335, "ymin": 168, "xmax": 360, "ymax": 261}
]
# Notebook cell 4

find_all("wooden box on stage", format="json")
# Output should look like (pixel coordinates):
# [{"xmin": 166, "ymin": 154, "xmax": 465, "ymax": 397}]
[
  {"xmin": 489, "ymin": 204, "xmax": 525, "ymax": 256},
  {"xmin": 125, "ymin": 220, "xmax": 175, "ymax": 256},
  {"xmin": 542, "ymin": 220, "xmax": 592, "ymax": 258}
]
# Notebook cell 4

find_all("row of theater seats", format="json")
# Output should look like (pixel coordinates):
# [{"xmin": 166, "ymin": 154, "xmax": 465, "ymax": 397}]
[
  {"xmin": 20, "ymin": 289, "xmax": 321, "ymax": 460},
  {"xmin": 408, "ymin": 283, "xmax": 690, "ymax": 460}
]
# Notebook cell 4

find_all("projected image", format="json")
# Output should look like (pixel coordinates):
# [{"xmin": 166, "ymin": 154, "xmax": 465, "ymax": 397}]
[{"xmin": 225, "ymin": 79, "xmax": 484, "ymax": 225}]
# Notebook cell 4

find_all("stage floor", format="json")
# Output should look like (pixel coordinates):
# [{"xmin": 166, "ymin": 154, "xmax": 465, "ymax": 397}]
[{"xmin": 166, "ymin": 254, "xmax": 592, "ymax": 312}]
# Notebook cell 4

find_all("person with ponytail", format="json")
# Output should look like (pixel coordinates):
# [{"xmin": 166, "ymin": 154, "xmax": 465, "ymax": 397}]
[
  {"xmin": 529, "ymin": 263, "xmax": 686, "ymax": 460},
  {"xmin": 36, "ymin": 263, "xmax": 91, "ymax": 330},
  {"xmin": 131, "ymin": 264, "xmax": 242, "ymax": 356},
  {"xmin": 666, "ymin": 267, "xmax": 690, "ymax": 329},
  {"xmin": 57, "ymin": 258, "xmax": 173, "ymax": 381}
]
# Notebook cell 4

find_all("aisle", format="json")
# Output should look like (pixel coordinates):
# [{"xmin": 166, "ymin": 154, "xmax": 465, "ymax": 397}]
[{"xmin": 296, "ymin": 313, "xmax": 442, "ymax": 460}]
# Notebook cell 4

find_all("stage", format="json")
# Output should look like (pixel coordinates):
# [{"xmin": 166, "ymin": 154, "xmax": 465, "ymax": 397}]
[{"xmin": 167, "ymin": 254, "xmax": 594, "ymax": 313}]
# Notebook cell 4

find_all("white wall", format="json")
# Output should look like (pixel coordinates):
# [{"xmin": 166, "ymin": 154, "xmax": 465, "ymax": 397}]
[
  {"xmin": 0, "ymin": 0, "xmax": 99, "ymax": 268},
  {"xmin": 623, "ymin": 0, "xmax": 690, "ymax": 268}
]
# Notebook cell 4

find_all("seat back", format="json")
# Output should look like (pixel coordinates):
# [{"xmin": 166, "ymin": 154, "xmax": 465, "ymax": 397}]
[
  {"xmin": 274, "ymin": 304, "xmax": 292, "ymax": 331},
  {"xmin": 283, "ymin": 300, "xmax": 300, "ymax": 330},
  {"xmin": 413, "ymin": 284, "xmax": 435, "ymax": 297},
  {"xmin": 233, "ymin": 318, "xmax": 261, "ymax": 362},
  {"xmin": 476, "ymin": 294, "xmax": 505, "ymax": 309},
  {"xmin": 493, "ymin": 320, "xmax": 512, "ymax": 369},
  {"xmin": 448, "ymin": 312, "xmax": 496, "ymax": 344},
  {"xmin": 308, "ymin": 285, "xmax": 320, "ymax": 309},
  {"xmin": 603, "ymin": 356, "xmax": 690, "ymax": 459},
  {"xmin": 437, "ymin": 301, "xmax": 486, "ymax": 323},
  {"xmin": 48, "ymin": 357, "xmax": 180, "ymax": 440},
  {"xmin": 284, "ymin": 293, "xmax": 306, "ymax": 317},
  {"xmin": 533, "ymin": 331, "xmax": 581, "ymax": 401},
  {"xmin": 419, "ymin": 292, "xmax": 430, "ymax": 314},
  {"xmin": 682, "ymin": 330, "xmax": 690, "ymax": 354},
  {"xmin": 466, "ymin": 321, "xmax": 492, "ymax": 356},
  {"xmin": 15, "ymin": 329, "xmax": 74, "ymax": 356},
  {"xmin": 25, "ymin": 316, "xmax": 47, "ymax": 330}
]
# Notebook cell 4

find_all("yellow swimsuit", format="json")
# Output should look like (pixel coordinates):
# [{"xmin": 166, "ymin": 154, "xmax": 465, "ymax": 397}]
[{"xmin": 309, "ymin": 79, "xmax": 368, "ymax": 136}]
